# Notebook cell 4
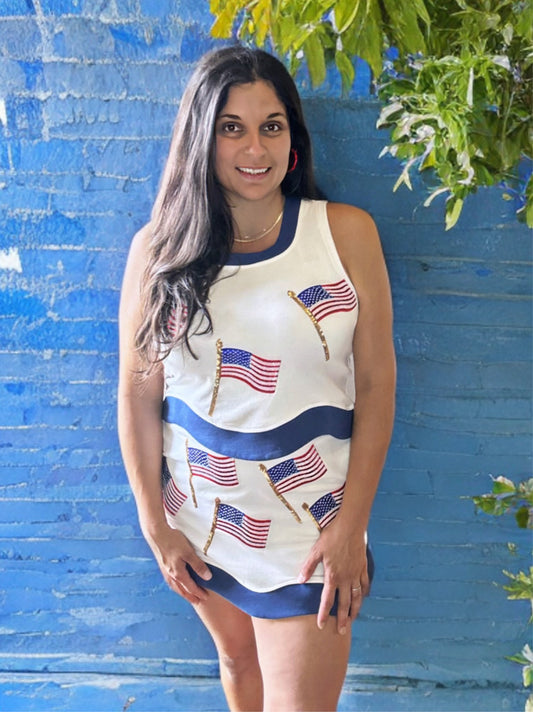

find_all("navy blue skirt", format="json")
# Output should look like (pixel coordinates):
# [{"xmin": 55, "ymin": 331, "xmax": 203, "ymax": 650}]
[{"xmin": 188, "ymin": 545, "xmax": 374, "ymax": 619}]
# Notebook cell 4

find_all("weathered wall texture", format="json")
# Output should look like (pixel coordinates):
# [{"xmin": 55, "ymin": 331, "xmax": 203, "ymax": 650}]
[{"xmin": 0, "ymin": 1, "xmax": 531, "ymax": 710}]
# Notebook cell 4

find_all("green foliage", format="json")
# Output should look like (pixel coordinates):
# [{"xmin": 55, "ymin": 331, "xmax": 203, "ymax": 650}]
[
  {"xmin": 472, "ymin": 476, "xmax": 533, "ymax": 707},
  {"xmin": 377, "ymin": 0, "xmax": 533, "ymax": 229},
  {"xmin": 503, "ymin": 567, "xmax": 533, "ymax": 607},
  {"xmin": 209, "ymin": 0, "xmax": 533, "ymax": 229},
  {"xmin": 209, "ymin": 0, "xmax": 430, "ymax": 89},
  {"xmin": 472, "ymin": 476, "xmax": 533, "ymax": 528},
  {"xmin": 508, "ymin": 644, "xmax": 533, "ymax": 689}
]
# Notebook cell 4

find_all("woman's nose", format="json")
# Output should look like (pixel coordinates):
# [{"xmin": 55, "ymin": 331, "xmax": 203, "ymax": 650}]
[{"xmin": 244, "ymin": 130, "xmax": 266, "ymax": 156}]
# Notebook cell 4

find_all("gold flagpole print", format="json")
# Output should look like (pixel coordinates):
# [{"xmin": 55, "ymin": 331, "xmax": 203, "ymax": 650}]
[
  {"xmin": 301, "ymin": 502, "xmax": 322, "ymax": 532},
  {"xmin": 208, "ymin": 339, "xmax": 223, "ymax": 416},
  {"xmin": 203, "ymin": 497, "xmax": 221, "ymax": 555},
  {"xmin": 259, "ymin": 464, "xmax": 302, "ymax": 522},
  {"xmin": 287, "ymin": 290, "xmax": 330, "ymax": 360},
  {"xmin": 185, "ymin": 439, "xmax": 198, "ymax": 508}
]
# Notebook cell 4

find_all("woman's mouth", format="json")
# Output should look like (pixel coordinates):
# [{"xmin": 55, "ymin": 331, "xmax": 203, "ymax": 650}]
[{"xmin": 237, "ymin": 167, "xmax": 271, "ymax": 176}]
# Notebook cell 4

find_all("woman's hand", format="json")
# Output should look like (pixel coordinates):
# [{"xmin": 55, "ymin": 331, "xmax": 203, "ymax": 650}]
[
  {"xmin": 298, "ymin": 517, "xmax": 370, "ymax": 634},
  {"xmin": 144, "ymin": 521, "xmax": 213, "ymax": 605}
]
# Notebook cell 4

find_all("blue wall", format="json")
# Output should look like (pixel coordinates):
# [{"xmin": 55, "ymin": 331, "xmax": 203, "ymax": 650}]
[{"xmin": 0, "ymin": 1, "xmax": 531, "ymax": 710}]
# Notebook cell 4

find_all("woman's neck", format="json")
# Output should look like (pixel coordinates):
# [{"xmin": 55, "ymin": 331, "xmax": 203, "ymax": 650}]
[{"xmin": 231, "ymin": 193, "xmax": 285, "ymax": 254}]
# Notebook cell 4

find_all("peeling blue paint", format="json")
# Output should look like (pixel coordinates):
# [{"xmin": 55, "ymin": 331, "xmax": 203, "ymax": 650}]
[{"xmin": 0, "ymin": 1, "xmax": 530, "ymax": 710}]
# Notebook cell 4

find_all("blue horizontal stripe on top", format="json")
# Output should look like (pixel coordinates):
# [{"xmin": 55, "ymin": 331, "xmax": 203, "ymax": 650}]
[{"xmin": 162, "ymin": 397, "xmax": 353, "ymax": 461}]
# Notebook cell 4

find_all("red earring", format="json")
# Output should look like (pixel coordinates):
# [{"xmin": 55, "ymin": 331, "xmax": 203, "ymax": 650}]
[{"xmin": 287, "ymin": 148, "xmax": 298, "ymax": 173}]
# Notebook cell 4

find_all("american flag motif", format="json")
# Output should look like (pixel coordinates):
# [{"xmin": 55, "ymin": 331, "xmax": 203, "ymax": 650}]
[
  {"xmin": 265, "ymin": 444, "xmax": 327, "ymax": 494},
  {"xmin": 167, "ymin": 304, "xmax": 187, "ymax": 338},
  {"xmin": 215, "ymin": 503, "xmax": 270, "ymax": 549},
  {"xmin": 220, "ymin": 348, "xmax": 281, "ymax": 394},
  {"xmin": 187, "ymin": 446, "xmax": 239, "ymax": 487},
  {"xmin": 306, "ymin": 484, "xmax": 345, "ymax": 528},
  {"xmin": 296, "ymin": 280, "xmax": 356, "ymax": 322},
  {"xmin": 161, "ymin": 457, "xmax": 187, "ymax": 515}
]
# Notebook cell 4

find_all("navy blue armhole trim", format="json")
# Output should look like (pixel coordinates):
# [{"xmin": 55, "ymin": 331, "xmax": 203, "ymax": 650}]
[{"xmin": 226, "ymin": 196, "xmax": 301, "ymax": 266}]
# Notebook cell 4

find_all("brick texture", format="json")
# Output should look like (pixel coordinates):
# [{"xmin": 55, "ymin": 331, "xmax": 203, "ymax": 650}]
[{"xmin": 0, "ymin": 2, "xmax": 531, "ymax": 710}]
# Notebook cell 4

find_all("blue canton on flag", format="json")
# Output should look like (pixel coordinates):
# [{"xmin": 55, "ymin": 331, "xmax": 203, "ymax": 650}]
[
  {"xmin": 215, "ymin": 503, "xmax": 270, "ymax": 549},
  {"xmin": 266, "ymin": 444, "xmax": 327, "ymax": 494},
  {"xmin": 161, "ymin": 457, "xmax": 187, "ymax": 515},
  {"xmin": 187, "ymin": 446, "xmax": 239, "ymax": 486},
  {"xmin": 307, "ymin": 484, "xmax": 345, "ymax": 529},
  {"xmin": 220, "ymin": 347, "xmax": 281, "ymax": 394},
  {"xmin": 297, "ymin": 280, "xmax": 356, "ymax": 322}
]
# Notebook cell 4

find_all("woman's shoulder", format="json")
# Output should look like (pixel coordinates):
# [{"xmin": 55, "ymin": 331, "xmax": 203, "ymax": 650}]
[
  {"xmin": 129, "ymin": 222, "xmax": 153, "ymax": 256},
  {"xmin": 324, "ymin": 202, "xmax": 384, "ymax": 288},
  {"xmin": 121, "ymin": 222, "xmax": 153, "ymax": 295},
  {"xmin": 326, "ymin": 202, "xmax": 377, "ymax": 237}
]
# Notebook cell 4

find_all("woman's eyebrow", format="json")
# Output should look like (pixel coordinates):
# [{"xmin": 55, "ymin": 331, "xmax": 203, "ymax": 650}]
[{"xmin": 216, "ymin": 112, "xmax": 287, "ymax": 120}]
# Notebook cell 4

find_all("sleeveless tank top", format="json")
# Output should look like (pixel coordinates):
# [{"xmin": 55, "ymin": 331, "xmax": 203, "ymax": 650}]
[{"xmin": 162, "ymin": 198, "xmax": 359, "ymax": 592}]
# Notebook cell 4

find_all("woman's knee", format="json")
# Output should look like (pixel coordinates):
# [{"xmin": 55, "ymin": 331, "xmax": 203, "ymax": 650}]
[{"xmin": 218, "ymin": 638, "xmax": 259, "ymax": 679}]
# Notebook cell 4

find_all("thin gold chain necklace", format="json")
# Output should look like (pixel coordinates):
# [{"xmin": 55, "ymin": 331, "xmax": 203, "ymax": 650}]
[{"xmin": 234, "ymin": 207, "xmax": 284, "ymax": 244}]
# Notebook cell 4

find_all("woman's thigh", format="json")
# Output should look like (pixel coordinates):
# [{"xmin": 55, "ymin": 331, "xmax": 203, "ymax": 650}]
[
  {"xmin": 252, "ymin": 613, "xmax": 351, "ymax": 712},
  {"xmin": 193, "ymin": 590, "xmax": 258, "ymax": 663}
]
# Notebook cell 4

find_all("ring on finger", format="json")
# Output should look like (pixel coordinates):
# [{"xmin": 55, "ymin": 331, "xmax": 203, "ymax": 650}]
[{"xmin": 351, "ymin": 585, "xmax": 362, "ymax": 593}]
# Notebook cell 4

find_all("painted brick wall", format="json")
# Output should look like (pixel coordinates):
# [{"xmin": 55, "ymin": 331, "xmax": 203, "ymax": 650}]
[{"xmin": 0, "ymin": 1, "xmax": 531, "ymax": 710}]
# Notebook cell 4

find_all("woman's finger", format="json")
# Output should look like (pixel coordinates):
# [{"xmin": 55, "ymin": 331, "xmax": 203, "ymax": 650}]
[
  {"xmin": 297, "ymin": 546, "xmax": 322, "ymax": 584},
  {"xmin": 349, "ymin": 584, "xmax": 364, "ymax": 621},
  {"xmin": 336, "ymin": 586, "xmax": 352, "ymax": 635},
  {"xmin": 317, "ymin": 579, "xmax": 336, "ymax": 630},
  {"xmin": 187, "ymin": 555, "xmax": 213, "ymax": 582}
]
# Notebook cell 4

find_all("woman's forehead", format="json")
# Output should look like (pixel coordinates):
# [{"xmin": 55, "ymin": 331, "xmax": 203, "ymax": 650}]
[{"xmin": 218, "ymin": 81, "xmax": 287, "ymax": 118}]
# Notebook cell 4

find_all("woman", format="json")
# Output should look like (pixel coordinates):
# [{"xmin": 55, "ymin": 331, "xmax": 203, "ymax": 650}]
[{"xmin": 118, "ymin": 46, "xmax": 395, "ymax": 711}]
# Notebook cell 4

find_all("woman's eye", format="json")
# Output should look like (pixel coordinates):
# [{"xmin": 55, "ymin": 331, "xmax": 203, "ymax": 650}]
[
  {"xmin": 264, "ymin": 123, "xmax": 281, "ymax": 132},
  {"xmin": 221, "ymin": 122, "xmax": 241, "ymax": 134}
]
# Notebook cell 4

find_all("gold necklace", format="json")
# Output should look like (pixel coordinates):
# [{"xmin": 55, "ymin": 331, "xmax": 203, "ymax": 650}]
[{"xmin": 234, "ymin": 208, "xmax": 284, "ymax": 244}]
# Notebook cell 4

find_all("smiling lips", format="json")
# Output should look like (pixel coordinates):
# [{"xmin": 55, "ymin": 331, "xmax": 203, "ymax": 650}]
[{"xmin": 237, "ymin": 166, "xmax": 271, "ymax": 176}]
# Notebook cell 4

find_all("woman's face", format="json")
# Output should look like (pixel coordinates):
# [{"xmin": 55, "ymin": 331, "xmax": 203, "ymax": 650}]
[{"xmin": 214, "ymin": 80, "xmax": 292, "ymax": 208}]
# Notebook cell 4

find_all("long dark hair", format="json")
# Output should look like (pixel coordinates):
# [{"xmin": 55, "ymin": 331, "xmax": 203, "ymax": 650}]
[{"xmin": 135, "ymin": 45, "xmax": 322, "ymax": 369}]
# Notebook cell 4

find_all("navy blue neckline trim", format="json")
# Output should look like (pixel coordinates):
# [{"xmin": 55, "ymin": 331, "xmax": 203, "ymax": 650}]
[{"xmin": 227, "ymin": 197, "xmax": 301, "ymax": 266}]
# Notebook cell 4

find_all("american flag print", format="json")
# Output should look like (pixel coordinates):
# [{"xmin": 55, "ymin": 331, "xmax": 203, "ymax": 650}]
[
  {"xmin": 167, "ymin": 304, "xmax": 187, "ymax": 338},
  {"xmin": 161, "ymin": 457, "xmax": 187, "ymax": 515},
  {"xmin": 215, "ymin": 503, "xmax": 270, "ymax": 549},
  {"xmin": 187, "ymin": 446, "xmax": 239, "ymax": 487},
  {"xmin": 296, "ymin": 280, "xmax": 356, "ymax": 322},
  {"xmin": 265, "ymin": 444, "xmax": 327, "ymax": 494},
  {"xmin": 305, "ymin": 484, "xmax": 345, "ymax": 529},
  {"xmin": 220, "ymin": 347, "xmax": 281, "ymax": 394}
]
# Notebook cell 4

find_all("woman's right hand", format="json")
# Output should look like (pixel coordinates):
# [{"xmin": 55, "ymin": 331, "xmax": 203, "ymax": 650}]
[{"xmin": 144, "ymin": 522, "xmax": 213, "ymax": 604}]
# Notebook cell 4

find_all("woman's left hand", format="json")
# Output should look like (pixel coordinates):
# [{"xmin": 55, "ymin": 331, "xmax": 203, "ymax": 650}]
[{"xmin": 297, "ymin": 518, "xmax": 370, "ymax": 634}]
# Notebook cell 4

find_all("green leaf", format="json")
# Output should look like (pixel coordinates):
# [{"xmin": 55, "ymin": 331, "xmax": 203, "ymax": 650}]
[
  {"xmin": 334, "ymin": 0, "xmax": 361, "ymax": 34},
  {"xmin": 335, "ymin": 50, "xmax": 355, "ymax": 94},
  {"xmin": 210, "ymin": 0, "xmax": 242, "ymax": 38},
  {"xmin": 503, "ymin": 567, "xmax": 533, "ymax": 599},
  {"xmin": 303, "ymin": 31, "xmax": 327, "ymax": 88},
  {"xmin": 525, "ymin": 173, "xmax": 533, "ymax": 228},
  {"xmin": 445, "ymin": 196, "xmax": 464, "ymax": 230},
  {"xmin": 515, "ymin": 506, "xmax": 531, "ymax": 529},
  {"xmin": 472, "ymin": 495, "xmax": 504, "ymax": 516},
  {"xmin": 493, "ymin": 476, "xmax": 517, "ymax": 494},
  {"xmin": 250, "ymin": 0, "xmax": 273, "ymax": 45}
]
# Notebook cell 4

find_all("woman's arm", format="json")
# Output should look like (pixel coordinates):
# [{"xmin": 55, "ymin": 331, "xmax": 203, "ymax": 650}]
[
  {"xmin": 298, "ymin": 203, "xmax": 396, "ymax": 633},
  {"xmin": 118, "ymin": 226, "xmax": 212, "ymax": 603}
]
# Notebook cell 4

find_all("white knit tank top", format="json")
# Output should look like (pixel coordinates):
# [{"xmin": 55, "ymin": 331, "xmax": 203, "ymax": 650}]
[{"xmin": 162, "ymin": 198, "xmax": 359, "ymax": 591}]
